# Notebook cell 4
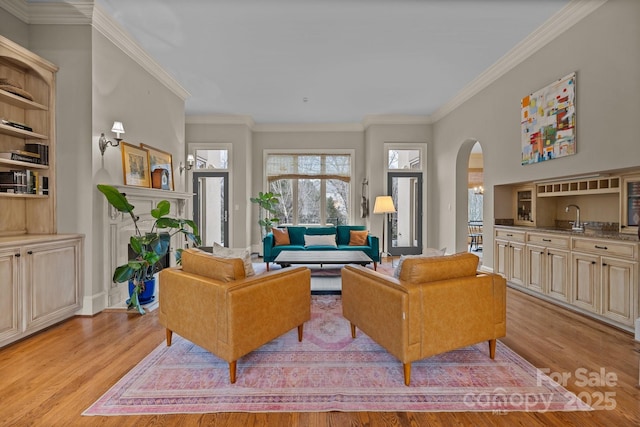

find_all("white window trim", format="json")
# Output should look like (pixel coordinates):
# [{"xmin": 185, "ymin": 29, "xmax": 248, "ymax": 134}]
[{"xmin": 264, "ymin": 149, "xmax": 356, "ymax": 225}]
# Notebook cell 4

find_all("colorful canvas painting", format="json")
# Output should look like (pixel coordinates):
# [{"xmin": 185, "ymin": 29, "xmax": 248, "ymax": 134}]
[{"xmin": 521, "ymin": 72, "xmax": 576, "ymax": 165}]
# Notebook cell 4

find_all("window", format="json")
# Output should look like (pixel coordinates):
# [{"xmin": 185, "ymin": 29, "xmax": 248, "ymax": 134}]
[
  {"xmin": 266, "ymin": 153, "xmax": 351, "ymax": 225},
  {"xmin": 388, "ymin": 149, "xmax": 421, "ymax": 169},
  {"xmin": 194, "ymin": 149, "xmax": 228, "ymax": 169}
]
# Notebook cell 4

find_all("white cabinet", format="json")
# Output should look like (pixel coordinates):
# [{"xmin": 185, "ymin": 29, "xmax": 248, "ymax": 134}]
[
  {"xmin": 525, "ymin": 232, "xmax": 570, "ymax": 302},
  {"xmin": 494, "ymin": 229, "xmax": 525, "ymax": 286},
  {"xmin": 571, "ymin": 237, "xmax": 637, "ymax": 327},
  {"xmin": 0, "ymin": 235, "xmax": 83, "ymax": 348}
]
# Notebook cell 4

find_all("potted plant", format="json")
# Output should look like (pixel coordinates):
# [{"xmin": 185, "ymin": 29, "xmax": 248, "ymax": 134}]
[
  {"xmin": 250, "ymin": 191, "xmax": 281, "ymax": 239},
  {"xmin": 98, "ymin": 184, "xmax": 201, "ymax": 314}
]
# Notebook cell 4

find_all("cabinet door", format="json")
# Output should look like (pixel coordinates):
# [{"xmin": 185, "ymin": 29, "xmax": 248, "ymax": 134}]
[
  {"xmin": 510, "ymin": 242, "xmax": 526, "ymax": 286},
  {"xmin": 525, "ymin": 244, "xmax": 545, "ymax": 293},
  {"xmin": 547, "ymin": 248, "xmax": 570, "ymax": 302},
  {"xmin": 601, "ymin": 256, "xmax": 635, "ymax": 326},
  {"xmin": 0, "ymin": 248, "xmax": 21, "ymax": 347},
  {"xmin": 23, "ymin": 239, "xmax": 82, "ymax": 331},
  {"xmin": 571, "ymin": 252, "xmax": 599, "ymax": 313},
  {"xmin": 494, "ymin": 239, "xmax": 508, "ymax": 278},
  {"xmin": 621, "ymin": 174, "xmax": 640, "ymax": 235}
]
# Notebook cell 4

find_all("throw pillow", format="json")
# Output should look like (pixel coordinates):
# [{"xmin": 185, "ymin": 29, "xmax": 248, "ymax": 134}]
[
  {"xmin": 304, "ymin": 234, "xmax": 337, "ymax": 247},
  {"xmin": 272, "ymin": 227, "xmax": 290, "ymax": 246},
  {"xmin": 348, "ymin": 229, "xmax": 369, "ymax": 246},
  {"xmin": 393, "ymin": 247, "xmax": 446, "ymax": 278},
  {"xmin": 210, "ymin": 242, "xmax": 256, "ymax": 277}
]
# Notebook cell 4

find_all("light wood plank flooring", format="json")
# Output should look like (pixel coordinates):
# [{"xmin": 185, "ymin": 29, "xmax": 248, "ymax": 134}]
[{"xmin": 0, "ymin": 287, "xmax": 638, "ymax": 426}]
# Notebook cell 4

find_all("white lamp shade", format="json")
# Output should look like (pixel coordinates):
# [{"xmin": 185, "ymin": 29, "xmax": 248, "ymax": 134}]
[
  {"xmin": 187, "ymin": 154, "xmax": 195, "ymax": 165},
  {"xmin": 373, "ymin": 195, "xmax": 396, "ymax": 214},
  {"xmin": 111, "ymin": 121, "xmax": 125, "ymax": 136}
]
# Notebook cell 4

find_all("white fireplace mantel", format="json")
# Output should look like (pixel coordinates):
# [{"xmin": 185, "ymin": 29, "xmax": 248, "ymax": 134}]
[{"xmin": 102, "ymin": 185, "xmax": 194, "ymax": 308}]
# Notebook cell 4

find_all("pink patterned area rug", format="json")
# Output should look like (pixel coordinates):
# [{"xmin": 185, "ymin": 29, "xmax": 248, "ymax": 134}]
[{"xmin": 84, "ymin": 295, "xmax": 591, "ymax": 415}]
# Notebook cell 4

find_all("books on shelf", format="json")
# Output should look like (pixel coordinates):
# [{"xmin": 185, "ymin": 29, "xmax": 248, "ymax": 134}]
[
  {"xmin": 0, "ymin": 170, "xmax": 44, "ymax": 194},
  {"xmin": 0, "ymin": 147, "xmax": 47, "ymax": 165},
  {"xmin": 25, "ymin": 142, "xmax": 48, "ymax": 165},
  {"xmin": 1, "ymin": 118, "xmax": 33, "ymax": 132}
]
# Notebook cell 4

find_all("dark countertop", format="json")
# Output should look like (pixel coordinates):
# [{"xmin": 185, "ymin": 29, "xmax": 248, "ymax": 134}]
[{"xmin": 494, "ymin": 225, "xmax": 640, "ymax": 243}]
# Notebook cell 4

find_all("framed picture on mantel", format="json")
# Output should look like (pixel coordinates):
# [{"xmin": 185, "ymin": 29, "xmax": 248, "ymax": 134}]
[
  {"xmin": 141, "ymin": 144, "xmax": 174, "ymax": 191},
  {"xmin": 121, "ymin": 142, "xmax": 151, "ymax": 188}
]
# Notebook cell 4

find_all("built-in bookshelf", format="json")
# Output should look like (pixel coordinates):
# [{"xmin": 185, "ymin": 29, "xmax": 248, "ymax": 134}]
[{"xmin": 0, "ymin": 35, "xmax": 57, "ymax": 234}]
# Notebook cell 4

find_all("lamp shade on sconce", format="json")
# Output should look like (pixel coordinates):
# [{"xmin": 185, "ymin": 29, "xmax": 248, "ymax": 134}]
[{"xmin": 111, "ymin": 121, "xmax": 125, "ymax": 138}]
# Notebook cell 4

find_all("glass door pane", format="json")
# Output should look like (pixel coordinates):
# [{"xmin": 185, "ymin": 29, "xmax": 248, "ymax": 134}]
[
  {"xmin": 388, "ymin": 172, "xmax": 422, "ymax": 256},
  {"xmin": 193, "ymin": 172, "xmax": 228, "ymax": 247}
]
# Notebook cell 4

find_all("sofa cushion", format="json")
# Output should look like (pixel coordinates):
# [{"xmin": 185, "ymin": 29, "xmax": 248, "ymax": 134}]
[
  {"xmin": 304, "ymin": 234, "xmax": 337, "ymax": 247},
  {"xmin": 272, "ymin": 227, "xmax": 290, "ymax": 246},
  {"xmin": 393, "ymin": 247, "xmax": 446, "ymax": 278},
  {"xmin": 337, "ymin": 225, "xmax": 366, "ymax": 246},
  {"xmin": 398, "ymin": 252, "xmax": 479, "ymax": 283},
  {"xmin": 181, "ymin": 248, "xmax": 246, "ymax": 282},
  {"xmin": 286, "ymin": 226, "xmax": 307, "ymax": 246},
  {"xmin": 348, "ymin": 229, "xmax": 369, "ymax": 246},
  {"xmin": 209, "ymin": 242, "xmax": 255, "ymax": 277},
  {"xmin": 305, "ymin": 226, "xmax": 337, "ymax": 235}
]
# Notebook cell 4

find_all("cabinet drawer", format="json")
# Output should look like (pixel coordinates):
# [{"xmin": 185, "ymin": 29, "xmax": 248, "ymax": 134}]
[
  {"xmin": 527, "ymin": 233, "xmax": 570, "ymax": 249},
  {"xmin": 572, "ymin": 238, "xmax": 638, "ymax": 260},
  {"xmin": 495, "ymin": 229, "xmax": 525, "ymax": 242}
]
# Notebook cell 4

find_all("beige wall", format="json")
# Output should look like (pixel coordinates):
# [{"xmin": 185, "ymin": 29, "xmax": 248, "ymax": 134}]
[{"xmin": 432, "ymin": 0, "xmax": 640, "ymax": 267}]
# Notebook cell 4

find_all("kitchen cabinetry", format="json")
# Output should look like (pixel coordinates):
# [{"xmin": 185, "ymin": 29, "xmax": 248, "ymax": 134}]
[
  {"xmin": 571, "ymin": 237, "xmax": 637, "ymax": 327},
  {"xmin": 494, "ymin": 229, "xmax": 526, "ymax": 286},
  {"xmin": 0, "ymin": 235, "xmax": 83, "ymax": 348},
  {"xmin": 525, "ymin": 232, "xmax": 570, "ymax": 302},
  {"xmin": 513, "ymin": 185, "xmax": 535, "ymax": 226},
  {"xmin": 620, "ymin": 174, "xmax": 640, "ymax": 235}
]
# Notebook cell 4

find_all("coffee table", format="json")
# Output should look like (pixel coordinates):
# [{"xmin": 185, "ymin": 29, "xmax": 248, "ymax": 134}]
[{"xmin": 273, "ymin": 250, "xmax": 376, "ymax": 271}]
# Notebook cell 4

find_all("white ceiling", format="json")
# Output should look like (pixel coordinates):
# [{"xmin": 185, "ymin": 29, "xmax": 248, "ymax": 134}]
[{"xmin": 95, "ymin": 0, "xmax": 570, "ymax": 124}]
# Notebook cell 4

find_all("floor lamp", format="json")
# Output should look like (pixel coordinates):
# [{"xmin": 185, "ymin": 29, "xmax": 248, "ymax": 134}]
[{"xmin": 373, "ymin": 195, "xmax": 396, "ymax": 262}]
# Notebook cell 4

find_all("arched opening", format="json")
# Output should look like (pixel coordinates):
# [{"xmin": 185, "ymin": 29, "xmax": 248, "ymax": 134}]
[
  {"xmin": 467, "ymin": 142, "xmax": 484, "ymax": 262},
  {"xmin": 454, "ymin": 139, "xmax": 483, "ymax": 255}
]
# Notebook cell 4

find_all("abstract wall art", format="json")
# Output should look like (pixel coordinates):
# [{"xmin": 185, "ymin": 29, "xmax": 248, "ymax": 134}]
[{"xmin": 521, "ymin": 72, "xmax": 576, "ymax": 165}]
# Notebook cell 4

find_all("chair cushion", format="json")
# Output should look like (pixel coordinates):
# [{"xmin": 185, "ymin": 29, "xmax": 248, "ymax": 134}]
[
  {"xmin": 393, "ymin": 247, "xmax": 446, "ymax": 278},
  {"xmin": 272, "ymin": 227, "xmax": 291, "ymax": 246},
  {"xmin": 181, "ymin": 248, "xmax": 246, "ymax": 282},
  {"xmin": 304, "ymin": 234, "xmax": 337, "ymax": 247},
  {"xmin": 399, "ymin": 252, "xmax": 479, "ymax": 283},
  {"xmin": 348, "ymin": 229, "xmax": 369, "ymax": 246}
]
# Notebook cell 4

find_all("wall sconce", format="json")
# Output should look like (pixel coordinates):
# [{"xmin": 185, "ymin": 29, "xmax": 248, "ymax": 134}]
[
  {"xmin": 98, "ymin": 121, "xmax": 125, "ymax": 156},
  {"xmin": 473, "ymin": 185, "xmax": 484, "ymax": 195},
  {"xmin": 180, "ymin": 154, "xmax": 195, "ymax": 175}
]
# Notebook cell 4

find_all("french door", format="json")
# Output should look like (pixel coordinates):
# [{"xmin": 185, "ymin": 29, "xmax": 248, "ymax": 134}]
[
  {"xmin": 193, "ymin": 172, "xmax": 228, "ymax": 247},
  {"xmin": 387, "ymin": 172, "xmax": 423, "ymax": 256}
]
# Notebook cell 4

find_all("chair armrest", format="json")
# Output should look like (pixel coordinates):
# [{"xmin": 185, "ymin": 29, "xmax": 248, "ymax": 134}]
[{"xmin": 341, "ymin": 265, "xmax": 415, "ymax": 361}]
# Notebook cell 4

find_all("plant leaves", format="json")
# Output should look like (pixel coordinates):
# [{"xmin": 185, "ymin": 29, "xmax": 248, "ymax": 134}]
[{"xmin": 97, "ymin": 184, "xmax": 134, "ymax": 213}]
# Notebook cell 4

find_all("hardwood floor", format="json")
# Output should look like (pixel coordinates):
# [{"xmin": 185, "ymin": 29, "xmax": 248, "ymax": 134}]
[{"xmin": 0, "ymin": 287, "xmax": 638, "ymax": 426}]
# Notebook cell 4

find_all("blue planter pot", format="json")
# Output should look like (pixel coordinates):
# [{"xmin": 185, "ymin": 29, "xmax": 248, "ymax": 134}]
[{"xmin": 128, "ymin": 278, "xmax": 156, "ymax": 305}]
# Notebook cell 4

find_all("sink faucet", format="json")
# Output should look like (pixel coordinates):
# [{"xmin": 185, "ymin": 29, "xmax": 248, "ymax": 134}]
[{"xmin": 565, "ymin": 204, "xmax": 585, "ymax": 231}]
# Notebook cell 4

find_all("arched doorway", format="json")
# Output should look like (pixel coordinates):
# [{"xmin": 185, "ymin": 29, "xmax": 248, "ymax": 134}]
[
  {"xmin": 455, "ymin": 140, "xmax": 483, "ymax": 254},
  {"xmin": 468, "ymin": 142, "xmax": 484, "ymax": 260}
]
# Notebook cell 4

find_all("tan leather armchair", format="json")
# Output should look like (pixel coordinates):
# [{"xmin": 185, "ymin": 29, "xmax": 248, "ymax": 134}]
[
  {"xmin": 159, "ymin": 248, "xmax": 311, "ymax": 383},
  {"xmin": 342, "ymin": 252, "xmax": 506, "ymax": 385}
]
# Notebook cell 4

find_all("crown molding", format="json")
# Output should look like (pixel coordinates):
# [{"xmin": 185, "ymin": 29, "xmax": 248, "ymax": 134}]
[
  {"xmin": 28, "ymin": 1, "xmax": 93, "ymax": 24},
  {"xmin": 91, "ymin": 4, "xmax": 190, "ymax": 101},
  {"xmin": 0, "ymin": 0, "xmax": 28, "ymax": 23},
  {"xmin": 253, "ymin": 122, "xmax": 364, "ymax": 133},
  {"xmin": 362, "ymin": 114, "xmax": 431, "ymax": 129},
  {"xmin": 186, "ymin": 114, "xmax": 255, "ymax": 128},
  {"xmin": 430, "ymin": 0, "xmax": 608, "ymax": 123}
]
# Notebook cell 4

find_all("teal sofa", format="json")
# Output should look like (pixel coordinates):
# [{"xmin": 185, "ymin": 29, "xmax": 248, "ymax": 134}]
[{"xmin": 263, "ymin": 225, "xmax": 379, "ymax": 270}]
